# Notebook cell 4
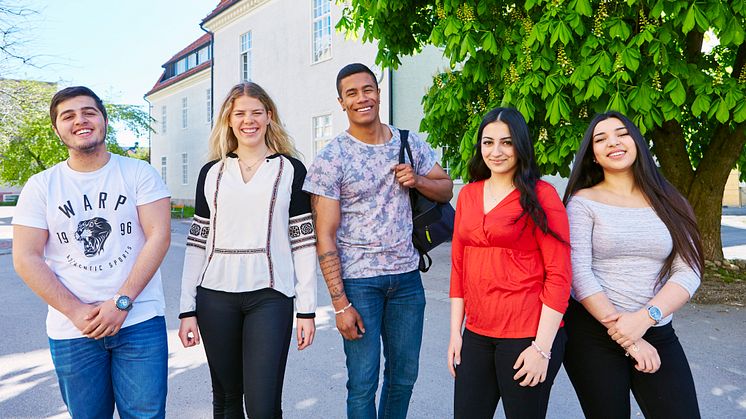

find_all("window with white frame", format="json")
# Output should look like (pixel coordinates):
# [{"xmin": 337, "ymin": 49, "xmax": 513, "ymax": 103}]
[
  {"xmin": 198, "ymin": 46, "xmax": 210, "ymax": 64},
  {"xmin": 181, "ymin": 153, "xmax": 189, "ymax": 185},
  {"xmin": 206, "ymin": 88, "xmax": 212, "ymax": 123},
  {"xmin": 160, "ymin": 156, "xmax": 167, "ymax": 182},
  {"xmin": 187, "ymin": 53, "xmax": 197, "ymax": 69},
  {"xmin": 312, "ymin": 0, "xmax": 332, "ymax": 63},
  {"xmin": 240, "ymin": 32, "xmax": 252, "ymax": 81},
  {"xmin": 181, "ymin": 97, "xmax": 188, "ymax": 129},
  {"xmin": 160, "ymin": 106, "xmax": 167, "ymax": 134},
  {"xmin": 312, "ymin": 114, "xmax": 333, "ymax": 154},
  {"xmin": 176, "ymin": 58, "xmax": 187, "ymax": 74}
]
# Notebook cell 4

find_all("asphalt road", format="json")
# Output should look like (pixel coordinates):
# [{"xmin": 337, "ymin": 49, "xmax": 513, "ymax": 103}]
[{"xmin": 1, "ymin": 211, "xmax": 745, "ymax": 418}]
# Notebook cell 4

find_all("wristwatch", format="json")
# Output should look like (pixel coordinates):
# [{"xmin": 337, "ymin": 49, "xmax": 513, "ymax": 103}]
[
  {"xmin": 113, "ymin": 294, "xmax": 133, "ymax": 312},
  {"xmin": 646, "ymin": 305, "xmax": 662, "ymax": 325}
]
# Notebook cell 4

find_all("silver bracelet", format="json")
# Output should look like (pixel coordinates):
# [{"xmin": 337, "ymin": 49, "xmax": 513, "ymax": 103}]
[
  {"xmin": 334, "ymin": 302, "xmax": 352, "ymax": 315},
  {"xmin": 531, "ymin": 341, "xmax": 551, "ymax": 360}
]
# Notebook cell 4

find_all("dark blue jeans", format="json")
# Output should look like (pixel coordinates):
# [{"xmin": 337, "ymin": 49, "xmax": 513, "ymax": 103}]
[
  {"xmin": 342, "ymin": 269, "xmax": 426, "ymax": 419},
  {"xmin": 48, "ymin": 316, "xmax": 168, "ymax": 419}
]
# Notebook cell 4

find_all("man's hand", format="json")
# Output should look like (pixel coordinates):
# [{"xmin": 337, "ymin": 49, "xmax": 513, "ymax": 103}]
[
  {"xmin": 393, "ymin": 163, "xmax": 418, "ymax": 188},
  {"xmin": 82, "ymin": 300, "xmax": 128, "ymax": 339},
  {"xmin": 178, "ymin": 317, "xmax": 201, "ymax": 348},
  {"xmin": 335, "ymin": 306, "xmax": 365, "ymax": 340},
  {"xmin": 69, "ymin": 302, "xmax": 98, "ymax": 333}
]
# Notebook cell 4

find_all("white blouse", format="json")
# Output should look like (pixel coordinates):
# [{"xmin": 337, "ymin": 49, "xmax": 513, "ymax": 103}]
[{"xmin": 179, "ymin": 153, "xmax": 317, "ymax": 318}]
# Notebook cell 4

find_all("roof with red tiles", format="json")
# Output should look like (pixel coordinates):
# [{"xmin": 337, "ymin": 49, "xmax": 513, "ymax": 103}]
[
  {"xmin": 146, "ymin": 33, "xmax": 212, "ymax": 97},
  {"xmin": 202, "ymin": 0, "xmax": 241, "ymax": 25},
  {"xmin": 145, "ymin": 61, "xmax": 211, "ymax": 97},
  {"xmin": 165, "ymin": 33, "xmax": 211, "ymax": 64}
]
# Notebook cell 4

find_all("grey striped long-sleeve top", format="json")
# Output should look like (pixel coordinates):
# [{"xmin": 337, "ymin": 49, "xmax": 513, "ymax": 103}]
[{"xmin": 567, "ymin": 196, "xmax": 700, "ymax": 326}]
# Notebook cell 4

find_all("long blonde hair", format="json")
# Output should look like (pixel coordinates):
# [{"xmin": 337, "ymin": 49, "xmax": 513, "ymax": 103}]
[{"xmin": 207, "ymin": 82, "xmax": 297, "ymax": 161}]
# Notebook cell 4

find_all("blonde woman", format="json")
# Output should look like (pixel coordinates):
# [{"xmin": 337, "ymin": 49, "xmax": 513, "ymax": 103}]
[{"xmin": 178, "ymin": 82, "xmax": 317, "ymax": 418}]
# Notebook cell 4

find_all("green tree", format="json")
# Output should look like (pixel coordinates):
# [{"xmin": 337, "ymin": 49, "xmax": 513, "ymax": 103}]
[
  {"xmin": 339, "ymin": 0, "xmax": 746, "ymax": 261},
  {"xmin": 0, "ymin": 80, "xmax": 153, "ymax": 185}
]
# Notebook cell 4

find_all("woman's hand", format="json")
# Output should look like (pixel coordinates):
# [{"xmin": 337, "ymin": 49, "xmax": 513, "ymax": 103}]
[
  {"xmin": 178, "ymin": 317, "xmax": 201, "ymax": 348},
  {"xmin": 626, "ymin": 338, "xmax": 661, "ymax": 373},
  {"xmin": 447, "ymin": 333, "xmax": 463, "ymax": 378},
  {"xmin": 513, "ymin": 345, "xmax": 550, "ymax": 387},
  {"xmin": 602, "ymin": 310, "xmax": 654, "ymax": 348},
  {"xmin": 296, "ymin": 318, "xmax": 316, "ymax": 350}
]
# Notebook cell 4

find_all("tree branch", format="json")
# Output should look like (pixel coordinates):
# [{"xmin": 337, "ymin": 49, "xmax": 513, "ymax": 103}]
[
  {"xmin": 684, "ymin": 30, "xmax": 704, "ymax": 65},
  {"xmin": 696, "ymin": 122, "xmax": 746, "ymax": 180},
  {"xmin": 650, "ymin": 120, "xmax": 695, "ymax": 194}
]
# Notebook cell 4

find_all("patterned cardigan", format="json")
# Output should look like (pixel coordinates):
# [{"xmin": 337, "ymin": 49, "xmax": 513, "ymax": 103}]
[{"xmin": 179, "ymin": 153, "xmax": 317, "ymax": 318}]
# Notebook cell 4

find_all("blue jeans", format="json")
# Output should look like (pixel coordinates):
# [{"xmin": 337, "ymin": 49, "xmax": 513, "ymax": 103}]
[
  {"xmin": 49, "ymin": 316, "xmax": 168, "ymax": 419},
  {"xmin": 343, "ymin": 269, "xmax": 426, "ymax": 419}
]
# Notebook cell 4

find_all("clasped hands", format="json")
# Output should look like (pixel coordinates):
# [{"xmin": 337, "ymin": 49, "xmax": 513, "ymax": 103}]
[
  {"xmin": 70, "ymin": 300, "xmax": 128, "ymax": 340},
  {"xmin": 602, "ymin": 310, "xmax": 660, "ymax": 373}
]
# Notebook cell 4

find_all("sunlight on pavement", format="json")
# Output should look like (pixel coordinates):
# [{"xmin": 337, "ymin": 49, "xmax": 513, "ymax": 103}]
[{"xmin": 0, "ymin": 348, "xmax": 56, "ymax": 404}]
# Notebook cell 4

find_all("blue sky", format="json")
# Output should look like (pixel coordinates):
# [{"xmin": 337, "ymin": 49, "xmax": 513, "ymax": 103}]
[{"xmin": 6, "ymin": 1, "xmax": 218, "ymax": 143}]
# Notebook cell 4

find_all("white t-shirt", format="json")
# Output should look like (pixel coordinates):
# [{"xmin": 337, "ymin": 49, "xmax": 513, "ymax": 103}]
[{"xmin": 13, "ymin": 154, "xmax": 171, "ymax": 339}]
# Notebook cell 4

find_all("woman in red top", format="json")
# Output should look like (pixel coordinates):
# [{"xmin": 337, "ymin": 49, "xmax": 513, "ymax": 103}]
[{"xmin": 448, "ymin": 107, "xmax": 571, "ymax": 418}]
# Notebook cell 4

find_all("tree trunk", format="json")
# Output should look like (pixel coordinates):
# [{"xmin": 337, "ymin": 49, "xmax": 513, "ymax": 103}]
[
  {"xmin": 654, "ymin": 122, "xmax": 746, "ymax": 261},
  {"xmin": 687, "ymin": 175, "xmax": 725, "ymax": 261}
]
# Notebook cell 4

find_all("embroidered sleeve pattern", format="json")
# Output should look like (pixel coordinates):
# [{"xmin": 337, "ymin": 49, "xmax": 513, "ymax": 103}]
[
  {"xmin": 186, "ymin": 215, "xmax": 210, "ymax": 250},
  {"xmin": 289, "ymin": 214, "xmax": 316, "ymax": 252}
]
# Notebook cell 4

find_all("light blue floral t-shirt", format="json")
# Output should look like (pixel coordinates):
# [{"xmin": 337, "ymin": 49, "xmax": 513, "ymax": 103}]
[{"xmin": 303, "ymin": 125, "xmax": 437, "ymax": 279}]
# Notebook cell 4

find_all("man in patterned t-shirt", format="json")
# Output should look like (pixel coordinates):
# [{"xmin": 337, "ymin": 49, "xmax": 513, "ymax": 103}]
[{"xmin": 304, "ymin": 63, "xmax": 453, "ymax": 418}]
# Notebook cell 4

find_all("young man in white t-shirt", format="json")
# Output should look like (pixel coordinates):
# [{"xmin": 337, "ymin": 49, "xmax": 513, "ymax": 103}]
[{"xmin": 12, "ymin": 86, "xmax": 172, "ymax": 418}]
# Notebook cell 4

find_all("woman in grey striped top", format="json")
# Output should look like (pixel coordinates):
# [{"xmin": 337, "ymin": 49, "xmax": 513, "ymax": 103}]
[{"xmin": 562, "ymin": 111, "xmax": 702, "ymax": 419}]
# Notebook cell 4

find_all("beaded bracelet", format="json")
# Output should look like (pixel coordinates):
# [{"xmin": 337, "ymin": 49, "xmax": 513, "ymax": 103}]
[
  {"xmin": 531, "ymin": 341, "xmax": 552, "ymax": 360},
  {"xmin": 334, "ymin": 302, "xmax": 353, "ymax": 315}
]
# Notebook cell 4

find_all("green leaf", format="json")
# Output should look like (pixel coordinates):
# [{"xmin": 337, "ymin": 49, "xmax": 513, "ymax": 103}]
[
  {"xmin": 573, "ymin": 0, "xmax": 592, "ymax": 16},
  {"xmin": 691, "ymin": 94, "xmax": 712, "ymax": 117},
  {"xmin": 621, "ymin": 47, "xmax": 641, "ymax": 71},
  {"xmin": 682, "ymin": 5, "xmax": 696, "ymax": 34},
  {"xmin": 716, "ymin": 98, "xmax": 730, "ymax": 123},
  {"xmin": 481, "ymin": 32, "xmax": 498, "ymax": 54},
  {"xmin": 693, "ymin": 5, "xmax": 709, "ymax": 31},
  {"xmin": 583, "ymin": 75, "xmax": 607, "ymax": 101},
  {"xmin": 650, "ymin": 1, "xmax": 664, "ymax": 18},
  {"xmin": 664, "ymin": 78, "xmax": 686, "ymax": 106},
  {"xmin": 608, "ymin": 91, "xmax": 628, "ymax": 114},
  {"xmin": 734, "ymin": 101, "xmax": 746, "ymax": 123}
]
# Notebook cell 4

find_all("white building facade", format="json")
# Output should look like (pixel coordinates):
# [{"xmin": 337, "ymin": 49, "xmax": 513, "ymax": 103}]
[
  {"xmin": 147, "ymin": 0, "xmax": 446, "ymax": 203},
  {"xmin": 145, "ymin": 35, "xmax": 213, "ymax": 203},
  {"xmin": 202, "ymin": 0, "xmax": 392, "ymax": 160}
]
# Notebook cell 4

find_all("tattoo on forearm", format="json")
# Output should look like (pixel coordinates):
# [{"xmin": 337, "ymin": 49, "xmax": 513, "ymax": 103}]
[{"xmin": 317, "ymin": 250, "xmax": 345, "ymax": 301}]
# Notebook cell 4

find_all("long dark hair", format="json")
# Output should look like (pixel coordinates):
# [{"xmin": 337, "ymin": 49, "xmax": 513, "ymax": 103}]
[
  {"xmin": 468, "ymin": 107, "xmax": 564, "ymax": 242},
  {"xmin": 563, "ymin": 111, "xmax": 703, "ymax": 284}
]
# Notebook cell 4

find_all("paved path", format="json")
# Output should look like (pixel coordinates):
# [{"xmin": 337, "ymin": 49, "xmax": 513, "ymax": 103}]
[{"xmin": 1, "ymin": 210, "xmax": 745, "ymax": 418}]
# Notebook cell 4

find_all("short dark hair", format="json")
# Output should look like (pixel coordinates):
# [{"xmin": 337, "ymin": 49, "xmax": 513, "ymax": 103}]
[
  {"xmin": 50, "ymin": 86, "xmax": 107, "ymax": 128},
  {"xmin": 336, "ymin": 63, "xmax": 378, "ymax": 97}
]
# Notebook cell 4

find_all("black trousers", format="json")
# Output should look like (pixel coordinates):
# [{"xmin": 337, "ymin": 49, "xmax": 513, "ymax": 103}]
[
  {"xmin": 196, "ymin": 286, "xmax": 294, "ymax": 419},
  {"xmin": 563, "ymin": 298, "xmax": 701, "ymax": 419},
  {"xmin": 453, "ymin": 328, "xmax": 566, "ymax": 419}
]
